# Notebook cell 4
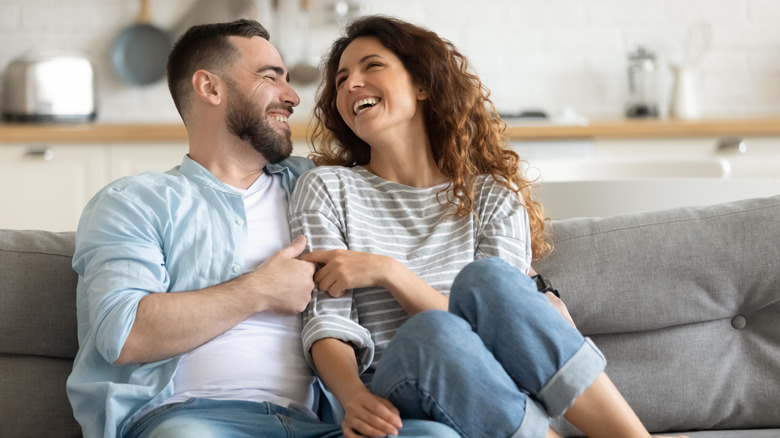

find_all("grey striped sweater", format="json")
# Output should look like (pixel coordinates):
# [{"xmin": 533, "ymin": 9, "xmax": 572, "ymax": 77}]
[{"xmin": 289, "ymin": 165, "xmax": 532, "ymax": 386}]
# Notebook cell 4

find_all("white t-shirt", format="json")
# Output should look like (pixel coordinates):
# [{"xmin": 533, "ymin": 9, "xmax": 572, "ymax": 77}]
[{"xmin": 166, "ymin": 172, "xmax": 316, "ymax": 417}]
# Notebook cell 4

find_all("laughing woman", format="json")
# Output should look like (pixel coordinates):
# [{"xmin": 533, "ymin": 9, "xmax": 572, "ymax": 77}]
[{"xmin": 289, "ymin": 15, "xmax": 686, "ymax": 438}]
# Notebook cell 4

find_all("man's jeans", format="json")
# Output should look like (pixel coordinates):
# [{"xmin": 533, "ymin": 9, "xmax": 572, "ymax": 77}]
[
  {"xmin": 371, "ymin": 258, "xmax": 607, "ymax": 438},
  {"xmin": 125, "ymin": 398, "xmax": 459, "ymax": 438}
]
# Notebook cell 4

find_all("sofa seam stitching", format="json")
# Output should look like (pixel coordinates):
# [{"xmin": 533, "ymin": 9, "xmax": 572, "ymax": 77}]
[
  {"xmin": 552, "ymin": 202, "xmax": 780, "ymax": 244},
  {"xmin": 0, "ymin": 249, "xmax": 73, "ymax": 257}
]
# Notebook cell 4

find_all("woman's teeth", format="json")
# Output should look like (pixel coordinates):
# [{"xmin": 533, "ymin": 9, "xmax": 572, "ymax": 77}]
[{"xmin": 353, "ymin": 97, "xmax": 380, "ymax": 115}]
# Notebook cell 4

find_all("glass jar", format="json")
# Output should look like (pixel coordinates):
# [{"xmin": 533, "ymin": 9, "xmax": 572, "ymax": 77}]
[{"xmin": 625, "ymin": 46, "xmax": 659, "ymax": 118}]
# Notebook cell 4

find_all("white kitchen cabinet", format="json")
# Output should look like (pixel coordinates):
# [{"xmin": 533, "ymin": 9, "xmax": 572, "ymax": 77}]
[
  {"xmin": 0, "ymin": 143, "xmax": 107, "ymax": 231},
  {"xmin": 108, "ymin": 143, "xmax": 189, "ymax": 182},
  {"xmin": 593, "ymin": 137, "xmax": 780, "ymax": 157},
  {"xmin": 109, "ymin": 141, "xmax": 311, "ymax": 182},
  {"xmin": 0, "ymin": 140, "xmax": 314, "ymax": 232}
]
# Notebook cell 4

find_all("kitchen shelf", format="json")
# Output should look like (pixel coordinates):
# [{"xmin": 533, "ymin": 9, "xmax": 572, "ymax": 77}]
[{"xmin": 1, "ymin": 117, "xmax": 779, "ymax": 144}]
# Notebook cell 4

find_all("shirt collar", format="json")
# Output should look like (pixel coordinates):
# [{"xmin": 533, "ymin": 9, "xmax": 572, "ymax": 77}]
[
  {"xmin": 177, "ymin": 155, "xmax": 238, "ymax": 195},
  {"xmin": 178, "ymin": 154, "xmax": 302, "ymax": 194}
]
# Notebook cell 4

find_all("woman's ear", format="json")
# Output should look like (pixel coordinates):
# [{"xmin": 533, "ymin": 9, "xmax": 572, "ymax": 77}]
[
  {"xmin": 192, "ymin": 69, "xmax": 222, "ymax": 106},
  {"xmin": 416, "ymin": 86, "xmax": 428, "ymax": 101}
]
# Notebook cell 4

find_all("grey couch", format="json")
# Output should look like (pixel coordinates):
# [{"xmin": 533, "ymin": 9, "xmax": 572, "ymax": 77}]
[{"xmin": 1, "ymin": 195, "xmax": 779, "ymax": 437}]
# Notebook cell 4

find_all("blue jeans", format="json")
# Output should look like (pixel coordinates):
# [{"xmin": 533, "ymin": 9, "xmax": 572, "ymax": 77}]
[
  {"xmin": 124, "ymin": 398, "xmax": 458, "ymax": 438},
  {"xmin": 371, "ymin": 258, "xmax": 606, "ymax": 438}
]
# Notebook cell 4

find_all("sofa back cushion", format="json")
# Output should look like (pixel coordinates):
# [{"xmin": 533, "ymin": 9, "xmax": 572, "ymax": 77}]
[
  {"xmin": 0, "ymin": 229, "xmax": 81, "ymax": 436},
  {"xmin": 536, "ymin": 195, "xmax": 780, "ymax": 435}
]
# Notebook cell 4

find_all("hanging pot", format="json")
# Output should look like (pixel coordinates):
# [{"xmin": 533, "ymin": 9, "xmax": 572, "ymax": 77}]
[{"xmin": 110, "ymin": 0, "xmax": 173, "ymax": 86}]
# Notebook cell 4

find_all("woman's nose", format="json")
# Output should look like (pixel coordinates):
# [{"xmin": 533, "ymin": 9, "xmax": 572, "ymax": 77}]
[{"xmin": 344, "ymin": 73, "xmax": 363, "ymax": 91}]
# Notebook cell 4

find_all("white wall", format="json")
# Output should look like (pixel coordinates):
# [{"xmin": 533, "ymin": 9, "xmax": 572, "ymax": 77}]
[{"xmin": 1, "ymin": 0, "xmax": 778, "ymax": 123}]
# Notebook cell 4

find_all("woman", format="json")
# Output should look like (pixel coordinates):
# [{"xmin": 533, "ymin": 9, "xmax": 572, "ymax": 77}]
[{"xmin": 289, "ymin": 15, "xmax": 686, "ymax": 438}]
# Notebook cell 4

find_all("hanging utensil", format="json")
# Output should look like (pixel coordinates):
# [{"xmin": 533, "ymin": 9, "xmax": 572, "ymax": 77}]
[
  {"xmin": 110, "ymin": 0, "xmax": 173, "ymax": 86},
  {"xmin": 683, "ymin": 21, "xmax": 712, "ymax": 68},
  {"xmin": 289, "ymin": 0, "xmax": 320, "ymax": 85},
  {"xmin": 669, "ymin": 21, "xmax": 711, "ymax": 119}
]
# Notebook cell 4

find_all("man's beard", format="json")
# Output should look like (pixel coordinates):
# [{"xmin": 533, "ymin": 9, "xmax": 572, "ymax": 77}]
[{"xmin": 225, "ymin": 82, "xmax": 293, "ymax": 164}]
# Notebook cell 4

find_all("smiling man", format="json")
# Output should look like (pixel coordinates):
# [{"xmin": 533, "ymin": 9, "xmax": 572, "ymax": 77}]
[{"xmin": 65, "ymin": 19, "xmax": 455, "ymax": 438}]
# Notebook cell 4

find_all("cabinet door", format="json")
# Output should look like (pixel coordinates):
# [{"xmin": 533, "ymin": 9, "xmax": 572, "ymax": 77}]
[
  {"xmin": 108, "ymin": 143, "xmax": 189, "ymax": 181},
  {"xmin": 0, "ymin": 144, "xmax": 107, "ymax": 231}
]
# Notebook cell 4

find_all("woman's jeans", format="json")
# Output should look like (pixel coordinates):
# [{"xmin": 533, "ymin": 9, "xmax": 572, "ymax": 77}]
[
  {"xmin": 371, "ymin": 258, "xmax": 606, "ymax": 438},
  {"xmin": 125, "ymin": 398, "xmax": 459, "ymax": 438}
]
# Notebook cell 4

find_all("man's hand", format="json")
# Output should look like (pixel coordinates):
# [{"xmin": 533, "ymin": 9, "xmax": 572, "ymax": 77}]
[
  {"xmin": 341, "ymin": 389, "xmax": 403, "ymax": 438},
  {"xmin": 116, "ymin": 235, "xmax": 316, "ymax": 365},
  {"xmin": 247, "ymin": 235, "xmax": 316, "ymax": 315}
]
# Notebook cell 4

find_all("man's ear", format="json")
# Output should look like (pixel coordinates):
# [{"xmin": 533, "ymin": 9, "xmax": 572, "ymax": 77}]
[{"xmin": 192, "ymin": 70, "xmax": 222, "ymax": 106}]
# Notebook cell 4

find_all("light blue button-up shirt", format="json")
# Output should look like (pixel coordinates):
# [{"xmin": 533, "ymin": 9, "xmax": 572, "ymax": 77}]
[{"xmin": 67, "ymin": 155, "xmax": 315, "ymax": 438}]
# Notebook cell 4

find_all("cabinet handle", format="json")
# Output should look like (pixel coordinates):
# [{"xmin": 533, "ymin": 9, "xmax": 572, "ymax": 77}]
[
  {"xmin": 24, "ymin": 146, "xmax": 55, "ymax": 161},
  {"xmin": 716, "ymin": 138, "xmax": 747, "ymax": 154}
]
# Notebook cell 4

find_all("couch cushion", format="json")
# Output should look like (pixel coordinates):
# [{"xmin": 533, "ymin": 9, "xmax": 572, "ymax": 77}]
[
  {"xmin": 535, "ymin": 195, "xmax": 780, "ymax": 435},
  {"xmin": 0, "ymin": 229, "xmax": 78, "ymax": 359},
  {"xmin": 0, "ymin": 355, "xmax": 81, "ymax": 437},
  {"xmin": 0, "ymin": 229, "xmax": 81, "ymax": 436}
]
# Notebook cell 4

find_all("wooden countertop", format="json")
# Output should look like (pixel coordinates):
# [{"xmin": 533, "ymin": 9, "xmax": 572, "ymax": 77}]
[
  {"xmin": 505, "ymin": 117, "xmax": 780, "ymax": 140},
  {"xmin": 1, "ymin": 117, "xmax": 779, "ymax": 144}
]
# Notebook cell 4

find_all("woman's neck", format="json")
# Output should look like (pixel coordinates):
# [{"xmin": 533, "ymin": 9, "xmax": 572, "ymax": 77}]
[{"xmin": 365, "ymin": 135, "xmax": 448, "ymax": 188}]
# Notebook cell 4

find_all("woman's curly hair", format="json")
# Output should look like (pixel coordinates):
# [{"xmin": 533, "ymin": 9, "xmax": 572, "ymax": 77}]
[{"xmin": 310, "ymin": 15, "xmax": 551, "ymax": 259}]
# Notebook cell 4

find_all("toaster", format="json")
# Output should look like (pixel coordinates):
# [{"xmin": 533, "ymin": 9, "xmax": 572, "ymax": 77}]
[{"xmin": 2, "ymin": 52, "xmax": 97, "ymax": 122}]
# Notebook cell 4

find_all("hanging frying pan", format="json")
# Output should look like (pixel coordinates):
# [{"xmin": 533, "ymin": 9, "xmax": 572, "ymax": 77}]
[{"xmin": 110, "ymin": 0, "xmax": 173, "ymax": 86}]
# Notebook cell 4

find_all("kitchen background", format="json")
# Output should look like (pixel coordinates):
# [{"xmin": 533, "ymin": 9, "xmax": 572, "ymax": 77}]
[
  {"xmin": 1, "ymin": 0, "xmax": 779, "ymax": 230},
  {"xmin": 1, "ymin": 0, "xmax": 779, "ymax": 123}
]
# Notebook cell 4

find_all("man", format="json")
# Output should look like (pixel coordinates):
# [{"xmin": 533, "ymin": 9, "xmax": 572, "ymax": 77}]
[{"xmin": 67, "ymin": 19, "xmax": 456, "ymax": 438}]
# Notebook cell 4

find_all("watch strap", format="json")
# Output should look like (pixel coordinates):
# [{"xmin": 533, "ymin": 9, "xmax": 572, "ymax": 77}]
[{"xmin": 531, "ymin": 274, "xmax": 561, "ymax": 298}]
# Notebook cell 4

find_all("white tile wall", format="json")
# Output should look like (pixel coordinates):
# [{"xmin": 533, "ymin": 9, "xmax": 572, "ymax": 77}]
[{"xmin": 0, "ymin": 0, "xmax": 778, "ymax": 123}]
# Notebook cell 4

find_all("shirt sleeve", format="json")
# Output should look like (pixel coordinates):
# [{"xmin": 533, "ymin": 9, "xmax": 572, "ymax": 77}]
[
  {"xmin": 289, "ymin": 169, "xmax": 374, "ymax": 374},
  {"xmin": 72, "ymin": 183, "xmax": 170, "ymax": 364},
  {"xmin": 474, "ymin": 178, "xmax": 533, "ymax": 274}
]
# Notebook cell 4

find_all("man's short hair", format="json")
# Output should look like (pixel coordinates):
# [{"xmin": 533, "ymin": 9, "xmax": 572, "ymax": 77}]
[{"xmin": 167, "ymin": 19, "xmax": 270, "ymax": 122}]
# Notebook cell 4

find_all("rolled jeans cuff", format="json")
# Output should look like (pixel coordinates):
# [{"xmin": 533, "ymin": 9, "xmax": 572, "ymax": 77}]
[
  {"xmin": 511, "ymin": 398, "xmax": 549, "ymax": 438},
  {"xmin": 538, "ymin": 337, "xmax": 606, "ymax": 418}
]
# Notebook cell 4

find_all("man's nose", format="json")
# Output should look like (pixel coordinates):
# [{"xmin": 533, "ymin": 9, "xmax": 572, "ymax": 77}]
[{"xmin": 282, "ymin": 82, "xmax": 301, "ymax": 107}]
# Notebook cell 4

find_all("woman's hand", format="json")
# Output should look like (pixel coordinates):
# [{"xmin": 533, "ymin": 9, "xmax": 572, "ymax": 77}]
[
  {"xmin": 340, "ymin": 389, "xmax": 403, "ymax": 438},
  {"xmin": 301, "ymin": 249, "xmax": 393, "ymax": 297},
  {"xmin": 530, "ymin": 266, "xmax": 577, "ymax": 329},
  {"xmin": 545, "ymin": 292, "xmax": 577, "ymax": 328},
  {"xmin": 302, "ymin": 249, "xmax": 448, "ymax": 314},
  {"xmin": 311, "ymin": 338, "xmax": 403, "ymax": 438}
]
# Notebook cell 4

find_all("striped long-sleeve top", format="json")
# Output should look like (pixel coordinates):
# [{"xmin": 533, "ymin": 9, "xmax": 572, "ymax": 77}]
[{"xmin": 288, "ymin": 165, "xmax": 532, "ymax": 386}]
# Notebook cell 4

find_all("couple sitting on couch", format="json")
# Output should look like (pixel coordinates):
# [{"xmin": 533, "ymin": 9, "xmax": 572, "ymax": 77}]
[{"xmin": 67, "ymin": 16, "xmax": 686, "ymax": 438}]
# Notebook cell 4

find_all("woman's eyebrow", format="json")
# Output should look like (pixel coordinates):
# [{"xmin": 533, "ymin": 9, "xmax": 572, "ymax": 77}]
[{"xmin": 336, "ymin": 54, "xmax": 383, "ymax": 77}]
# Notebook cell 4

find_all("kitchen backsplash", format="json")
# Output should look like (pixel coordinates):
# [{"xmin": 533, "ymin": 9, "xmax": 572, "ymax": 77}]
[{"xmin": 1, "ymin": 0, "xmax": 778, "ymax": 123}]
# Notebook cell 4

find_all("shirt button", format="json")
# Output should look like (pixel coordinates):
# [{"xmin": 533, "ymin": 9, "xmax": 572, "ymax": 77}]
[
  {"xmin": 235, "ymin": 218, "xmax": 245, "ymax": 226},
  {"xmin": 232, "ymin": 264, "xmax": 241, "ymax": 273}
]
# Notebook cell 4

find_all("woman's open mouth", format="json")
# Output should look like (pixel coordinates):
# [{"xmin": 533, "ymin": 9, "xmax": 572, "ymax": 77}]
[{"xmin": 353, "ymin": 97, "xmax": 381, "ymax": 116}]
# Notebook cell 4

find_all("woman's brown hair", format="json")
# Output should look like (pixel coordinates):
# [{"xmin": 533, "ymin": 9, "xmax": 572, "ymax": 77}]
[{"xmin": 311, "ymin": 15, "xmax": 550, "ymax": 259}]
